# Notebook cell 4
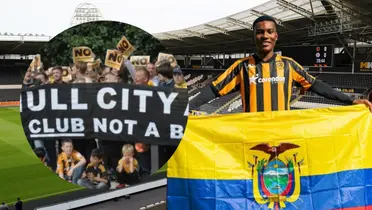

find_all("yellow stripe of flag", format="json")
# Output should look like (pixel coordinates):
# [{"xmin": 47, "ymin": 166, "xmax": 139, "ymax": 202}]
[{"xmin": 168, "ymin": 105, "xmax": 372, "ymax": 180}]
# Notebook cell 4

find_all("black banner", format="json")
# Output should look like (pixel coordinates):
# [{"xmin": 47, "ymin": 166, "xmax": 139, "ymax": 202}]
[
  {"xmin": 20, "ymin": 83, "xmax": 189, "ymax": 146},
  {"xmin": 354, "ymin": 61, "xmax": 372, "ymax": 73}
]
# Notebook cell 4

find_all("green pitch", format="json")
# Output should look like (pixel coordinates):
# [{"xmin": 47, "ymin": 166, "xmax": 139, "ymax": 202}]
[
  {"xmin": 0, "ymin": 107, "xmax": 83, "ymax": 205},
  {"xmin": 156, "ymin": 162, "xmax": 168, "ymax": 173}
]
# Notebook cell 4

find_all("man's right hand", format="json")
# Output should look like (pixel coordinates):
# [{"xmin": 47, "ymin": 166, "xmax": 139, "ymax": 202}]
[
  {"xmin": 190, "ymin": 110, "xmax": 208, "ymax": 116},
  {"xmin": 353, "ymin": 99, "xmax": 372, "ymax": 112}
]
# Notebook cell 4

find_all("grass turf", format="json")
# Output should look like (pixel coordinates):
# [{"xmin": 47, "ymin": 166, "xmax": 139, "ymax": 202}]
[
  {"xmin": 0, "ymin": 107, "xmax": 83, "ymax": 205},
  {"xmin": 156, "ymin": 162, "xmax": 168, "ymax": 173}
]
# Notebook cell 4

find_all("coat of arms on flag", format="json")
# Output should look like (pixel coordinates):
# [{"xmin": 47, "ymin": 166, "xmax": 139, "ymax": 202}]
[{"xmin": 249, "ymin": 143, "xmax": 302, "ymax": 209}]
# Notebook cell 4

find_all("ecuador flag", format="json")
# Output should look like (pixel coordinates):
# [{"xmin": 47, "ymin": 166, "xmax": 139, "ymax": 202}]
[{"xmin": 167, "ymin": 105, "xmax": 372, "ymax": 210}]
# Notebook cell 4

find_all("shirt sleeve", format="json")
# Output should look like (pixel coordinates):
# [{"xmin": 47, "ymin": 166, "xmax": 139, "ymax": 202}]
[
  {"xmin": 189, "ymin": 59, "xmax": 246, "ymax": 111},
  {"xmin": 309, "ymin": 79, "xmax": 355, "ymax": 105},
  {"xmin": 124, "ymin": 60, "xmax": 136, "ymax": 80},
  {"xmin": 72, "ymin": 151, "xmax": 82, "ymax": 161},
  {"xmin": 99, "ymin": 165, "xmax": 108, "ymax": 178},
  {"xmin": 56, "ymin": 155, "xmax": 64, "ymax": 174},
  {"xmin": 289, "ymin": 59, "xmax": 316, "ymax": 90},
  {"xmin": 211, "ymin": 59, "xmax": 243, "ymax": 96},
  {"xmin": 118, "ymin": 158, "xmax": 123, "ymax": 166}
]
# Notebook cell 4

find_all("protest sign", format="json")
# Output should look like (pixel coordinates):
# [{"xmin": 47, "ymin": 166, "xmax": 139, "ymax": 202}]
[
  {"xmin": 105, "ymin": 50, "xmax": 123, "ymax": 69},
  {"xmin": 72, "ymin": 46, "xmax": 95, "ymax": 63},
  {"xmin": 157, "ymin": 53, "xmax": 177, "ymax": 67},
  {"xmin": 116, "ymin": 36, "xmax": 135, "ymax": 58},
  {"xmin": 29, "ymin": 54, "xmax": 42, "ymax": 72},
  {"xmin": 130, "ymin": 56, "xmax": 150, "ymax": 66}
]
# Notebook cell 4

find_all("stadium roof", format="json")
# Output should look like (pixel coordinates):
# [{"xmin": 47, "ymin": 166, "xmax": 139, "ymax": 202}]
[
  {"xmin": 152, "ymin": 0, "xmax": 372, "ymax": 55},
  {"xmin": 0, "ymin": 34, "xmax": 50, "ymax": 54},
  {"xmin": 70, "ymin": 3, "xmax": 104, "ymax": 27},
  {"xmin": 0, "ymin": 3, "xmax": 105, "ymax": 55}
]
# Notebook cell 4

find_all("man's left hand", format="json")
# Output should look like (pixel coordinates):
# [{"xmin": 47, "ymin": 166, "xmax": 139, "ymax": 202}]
[{"xmin": 353, "ymin": 99, "xmax": 372, "ymax": 112}]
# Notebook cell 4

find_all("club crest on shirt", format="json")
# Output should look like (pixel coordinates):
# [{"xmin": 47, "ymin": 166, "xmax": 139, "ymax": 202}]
[
  {"xmin": 276, "ymin": 61, "xmax": 284, "ymax": 69},
  {"xmin": 247, "ymin": 143, "xmax": 304, "ymax": 210}
]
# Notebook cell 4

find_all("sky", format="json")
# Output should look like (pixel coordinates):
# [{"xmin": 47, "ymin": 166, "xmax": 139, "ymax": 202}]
[{"xmin": 0, "ymin": 0, "xmax": 270, "ymax": 38}]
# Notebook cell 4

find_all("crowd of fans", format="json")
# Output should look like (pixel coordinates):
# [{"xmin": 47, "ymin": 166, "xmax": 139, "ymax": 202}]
[
  {"xmin": 21, "ymin": 58, "xmax": 187, "ymax": 88},
  {"xmin": 23, "ymin": 57, "xmax": 188, "ymax": 190},
  {"xmin": 35, "ymin": 139, "xmax": 149, "ymax": 189}
]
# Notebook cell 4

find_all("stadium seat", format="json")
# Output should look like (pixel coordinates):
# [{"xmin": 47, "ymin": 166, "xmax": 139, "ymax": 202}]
[{"xmin": 198, "ymin": 92, "xmax": 241, "ymax": 114}]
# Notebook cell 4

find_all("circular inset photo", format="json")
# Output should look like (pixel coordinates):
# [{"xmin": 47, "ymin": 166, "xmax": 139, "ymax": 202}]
[{"xmin": 20, "ymin": 21, "xmax": 189, "ymax": 190}]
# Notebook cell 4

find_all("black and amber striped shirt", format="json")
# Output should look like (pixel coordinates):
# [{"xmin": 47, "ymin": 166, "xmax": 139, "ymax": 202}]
[
  {"xmin": 56, "ymin": 150, "xmax": 83, "ymax": 175},
  {"xmin": 211, "ymin": 53, "xmax": 316, "ymax": 112},
  {"xmin": 84, "ymin": 163, "xmax": 108, "ymax": 184}
]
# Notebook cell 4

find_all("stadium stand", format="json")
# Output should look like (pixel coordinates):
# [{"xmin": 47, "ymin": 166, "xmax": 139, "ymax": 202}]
[
  {"xmin": 183, "ymin": 66, "xmax": 372, "ymax": 115},
  {"xmin": 198, "ymin": 91, "xmax": 241, "ymax": 114},
  {"xmin": 218, "ymin": 94, "xmax": 243, "ymax": 114},
  {"xmin": 0, "ymin": 67, "xmax": 24, "ymax": 85},
  {"xmin": 298, "ymin": 95, "xmax": 346, "ymax": 105},
  {"xmin": 316, "ymin": 73, "xmax": 372, "ymax": 89},
  {"xmin": 0, "ymin": 89, "xmax": 21, "ymax": 101},
  {"xmin": 0, "ymin": 63, "xmax": 28, "ymax": 105}
]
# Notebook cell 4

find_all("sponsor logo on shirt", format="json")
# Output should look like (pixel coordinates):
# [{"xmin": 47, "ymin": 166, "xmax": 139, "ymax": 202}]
[{"xmin": 249, "ymin": 74, "xmax": 285, "ymax": 85}]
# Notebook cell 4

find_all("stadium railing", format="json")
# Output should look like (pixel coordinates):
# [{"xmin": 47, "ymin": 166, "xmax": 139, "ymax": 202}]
[{"xmin": 34, "ymin": 175, "xmax": 167, "ymax": 210}]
